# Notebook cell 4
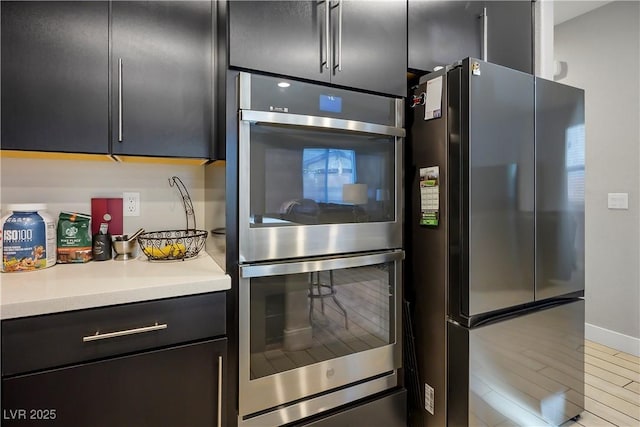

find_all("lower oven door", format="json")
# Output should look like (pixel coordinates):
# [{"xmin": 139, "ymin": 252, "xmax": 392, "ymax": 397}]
[{"xmin": 238, "ymin": 250, "xmax": 403, "ymax": 421}]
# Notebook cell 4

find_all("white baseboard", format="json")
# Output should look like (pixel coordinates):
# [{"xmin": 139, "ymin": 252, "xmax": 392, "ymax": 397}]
[{"xmin": 585, "ymin": 323, "xmax": 640, "ymax": 357}]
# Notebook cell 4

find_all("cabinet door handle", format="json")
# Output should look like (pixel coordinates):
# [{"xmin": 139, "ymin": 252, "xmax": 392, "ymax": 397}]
[
  {"xmin": 480, "ymin": 7, "xmax": 488, "ymax": 61},
  {"xmin": 322, "ymin": 0, "xmax": 330, "ymax": 70},
  {"xmin": 82, "ymin": 322, "xmax": 167, "ymax": 342},
  {"xmin": 118, "ymin": 58, "xmax": 123, "ymax": 142},
  {"xmin": 217, "ymin": 355, "xmax": 223, "ymax": 427},
  {"xmin": 335, "ymin": 0, "xmax": 343, "ymax": 72}
]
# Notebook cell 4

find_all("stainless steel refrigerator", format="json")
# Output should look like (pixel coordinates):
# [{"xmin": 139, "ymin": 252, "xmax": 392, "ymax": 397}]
[{"xmin": 406, "ymin": 58, "xmax": 585, "ymax": 426}]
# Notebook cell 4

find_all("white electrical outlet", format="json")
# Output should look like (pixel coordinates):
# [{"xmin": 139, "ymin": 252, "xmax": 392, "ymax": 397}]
[{"xmin": 123, "ymin": 192, "xmax": 140, "ymax": 217}]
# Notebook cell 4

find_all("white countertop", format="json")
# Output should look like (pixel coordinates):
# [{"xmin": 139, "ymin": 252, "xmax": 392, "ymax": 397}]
[{"xmin": 0, "ymin": 253, "xmax": 230, "ymax": 320}]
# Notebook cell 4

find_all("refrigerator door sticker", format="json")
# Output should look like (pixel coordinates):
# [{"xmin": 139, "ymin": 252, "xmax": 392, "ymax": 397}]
[
  {"xmin": 420, "ymin": 166, "xmax": 440, "ymax": 226},
  {"xmin": 424, "ymin": 76, "xmax": 443, "ymax": 121},
  {"xmin": 424, "ymin": 382, "xmax": 435, "ymax": 415},
  {"xmin": 472, "ymin": 61, "xmax": 481, "ymax": 76}
]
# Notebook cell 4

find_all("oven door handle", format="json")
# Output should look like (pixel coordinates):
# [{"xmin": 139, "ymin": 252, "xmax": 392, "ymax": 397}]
[
  {"xmin": 240, "ymin": 250, "xmax": 404, "ymax": 278},
  {"xmin": 240, "ymin": 110, "xmax": 406, "ymax": 138}
]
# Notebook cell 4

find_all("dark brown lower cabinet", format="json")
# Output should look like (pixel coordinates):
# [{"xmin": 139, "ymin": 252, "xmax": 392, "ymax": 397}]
[{"xmin": 2, "ymin": 338, "xmax": 226, "ymax": 427}]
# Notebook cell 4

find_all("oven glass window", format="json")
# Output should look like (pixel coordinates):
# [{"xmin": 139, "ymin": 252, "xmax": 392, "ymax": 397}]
[
  {"xmin": 248, "ymin": 262, "xmax": 396, "ymax": 380},
  {"xmin": 249, "ymin": 124, "xmax": 396, "ymax": 226},
  {"xmin": 303, "ymin": 148, "xmax": 356, "ymax": 203}
]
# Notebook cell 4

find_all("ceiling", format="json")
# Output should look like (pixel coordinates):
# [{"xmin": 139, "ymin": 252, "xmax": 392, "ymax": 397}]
[{"xmin": 553, "ymin": 0, "xmax": 613, "ymax": 25}]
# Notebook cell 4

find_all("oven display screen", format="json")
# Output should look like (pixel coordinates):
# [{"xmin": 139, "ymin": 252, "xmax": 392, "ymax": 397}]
[{"xmin": 319, "ymin": 94, "xmax": 342, "ymax": 113}]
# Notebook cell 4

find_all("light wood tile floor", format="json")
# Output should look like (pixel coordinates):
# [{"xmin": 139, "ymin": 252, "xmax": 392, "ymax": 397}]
[{"xmin": 562, "ymin": 340, "xmax": 639, "ymax": 427}]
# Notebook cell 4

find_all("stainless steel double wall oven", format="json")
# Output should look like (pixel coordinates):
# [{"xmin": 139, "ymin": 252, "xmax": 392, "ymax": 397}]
[{"xmin": 235, "ymin": 72, "xmax": 405, "ymax": 426}]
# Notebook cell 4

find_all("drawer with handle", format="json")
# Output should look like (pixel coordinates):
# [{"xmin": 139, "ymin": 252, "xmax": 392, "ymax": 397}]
[{"xmin": 1, "ymin": 292, "xmax": 226, "ymax": 376}]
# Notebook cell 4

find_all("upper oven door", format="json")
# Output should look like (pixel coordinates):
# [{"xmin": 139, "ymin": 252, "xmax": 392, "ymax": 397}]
[{"xmin": 238, "ymin": 73, "xmax": 405, "ymax": 262}]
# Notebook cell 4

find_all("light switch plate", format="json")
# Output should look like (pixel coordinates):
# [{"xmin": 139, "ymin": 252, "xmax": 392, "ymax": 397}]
[{"xmin": 607, "ymin": 193, "xmax": 629, "ymax": 210}]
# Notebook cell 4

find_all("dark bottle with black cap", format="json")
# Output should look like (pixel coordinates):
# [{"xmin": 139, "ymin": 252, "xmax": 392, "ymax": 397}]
[{"xmin": 92, "ymin": 222, "xmax": 112, "ymax": 261}]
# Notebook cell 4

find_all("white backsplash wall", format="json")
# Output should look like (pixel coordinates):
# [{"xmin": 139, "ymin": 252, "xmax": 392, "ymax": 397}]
[
  {"xmin": 0, "ymin": 157, "xmax": 207, "ymax": 235},
  {"xmin": 204, "ymin": 163, "xmax": 226, "ymax": 269}
]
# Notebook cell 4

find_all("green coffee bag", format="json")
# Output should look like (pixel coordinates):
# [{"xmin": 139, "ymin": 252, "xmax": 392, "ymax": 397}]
[{"xmin": 57, "ymin": 212, "xmax": 92, "ymax": 263}]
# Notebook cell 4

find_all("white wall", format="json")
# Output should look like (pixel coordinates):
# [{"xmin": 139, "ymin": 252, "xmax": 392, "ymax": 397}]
[
  {"xmin": 0, "ymin": 157, "xmax": 211, "ymax": 236},
  {"xmin": 535, "ymin": 0, "xmax": 555, "ymax": 79},
  {"xmin": 554, "ymin": 1, "xmax": 640, "ymax": 355}
]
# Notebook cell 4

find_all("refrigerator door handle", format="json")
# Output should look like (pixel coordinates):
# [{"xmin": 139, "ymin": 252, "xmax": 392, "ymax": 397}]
[
  {"xmin": 240, "ymin": 250, "xmax": 404, "ymax": 278},
  {"xmin": 462, "ymin": 296, "xmax": 584, "ymax": 328}
]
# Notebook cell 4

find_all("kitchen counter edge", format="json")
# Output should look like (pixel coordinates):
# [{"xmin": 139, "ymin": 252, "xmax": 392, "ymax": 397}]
[{"xmin": 0, "ymin": 253, "xmax": 230, "ymax": 320}]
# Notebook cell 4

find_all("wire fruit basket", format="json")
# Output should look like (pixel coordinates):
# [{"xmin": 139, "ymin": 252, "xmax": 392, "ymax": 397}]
[{"xmin": 137, "ymin": 176, "xmax": 208, "ymax": 261}]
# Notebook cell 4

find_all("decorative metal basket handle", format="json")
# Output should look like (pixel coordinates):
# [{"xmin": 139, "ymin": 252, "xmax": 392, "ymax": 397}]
[{"xmin": 169, "ymin": 176, "xmax": 196, "ymax": 231}]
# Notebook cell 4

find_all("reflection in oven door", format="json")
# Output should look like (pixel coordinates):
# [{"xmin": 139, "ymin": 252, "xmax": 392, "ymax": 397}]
[
  {"xmin": 251, "ymin": 268, "xmax": 391, "ymax": 379},
  {"xmin": 239, "ymin": 118, "xmax": 403, "ymax": 262},
  {"xmin": 248, "ymin": 125, "xmax": 397, "ymax": 226},
  {"xmin": 238, "ymin": 251, "xmax": 403, "ymax": 426}
]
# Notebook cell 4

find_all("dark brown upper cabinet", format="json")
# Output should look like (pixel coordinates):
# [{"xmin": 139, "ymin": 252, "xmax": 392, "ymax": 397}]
[
  {"xmin": 228, "ymin": 0, "xmax": 407, "ymax": 97},
  {"xmin": 408, "ymin": 0, "xmax": 533, "ymax": 75},
  {"xmin": 2, "ymin": 1, "xmax": 213, "ymax": 160},
  {"xmin": 111, "ymin": 1, "xmax": 213, "ymax": 159},
  {"xmin": 1, "ymin": 1, "xmax": 109, "ymax": 154}
]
